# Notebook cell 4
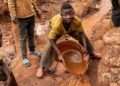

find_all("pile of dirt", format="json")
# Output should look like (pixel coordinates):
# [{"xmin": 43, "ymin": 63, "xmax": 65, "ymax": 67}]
[
  {"xmin": 98, "ymin": 29, "xmax": 120, "ymax": 86},
  {"xmin": 0, "ymin": 21, "xmax": 15, "ymax": 62}
]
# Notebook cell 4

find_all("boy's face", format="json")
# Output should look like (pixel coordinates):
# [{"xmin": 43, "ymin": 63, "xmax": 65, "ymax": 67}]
[{"xmin": 61, "ymin": 9, "xmax": 75, "ymax": 24}]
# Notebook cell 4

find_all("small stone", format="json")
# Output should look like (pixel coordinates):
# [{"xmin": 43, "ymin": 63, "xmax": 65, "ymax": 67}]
[
  {"xmin": 110, "ymin": 82, "xmax": 118, "ymax": 86},
  {"xmin": 102, "ymin": 73, "xmax": 111, "ymax": 80},
  {"xmin": 110, "ymin": 68, "xmax": 120, "ymax": 74},
  {"xmin": 103, "ymin": 29, "xmax": 120, "ymax": 45},
  {"xmin": 118, "ymin": 80, "xmax": 120, "ymax": 85}
]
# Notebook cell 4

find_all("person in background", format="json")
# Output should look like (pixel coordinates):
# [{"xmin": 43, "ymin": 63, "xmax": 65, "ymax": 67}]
[
  {"xmin": 111, "ymin": 0, "xmax": 120, "ymax": 27},
  {"xmin": 36, "ymin": 2, "xmax": 98, "ymax": 78},
  {"xmin": 7, "ymin": 0, "xmax": 41, "ymax": 66}
]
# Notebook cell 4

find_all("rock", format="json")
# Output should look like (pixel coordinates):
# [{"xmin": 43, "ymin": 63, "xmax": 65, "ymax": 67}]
[
  {"xmin": 103, "ymin": 29, "xmax": 120, "ymax": 45},
  {"xmin": 98, "ymin": 28, "xmax": 120, "ymax": 86},
  {"xmin": 110, "ymin": 68, "xmax": 120, "ymax": 75},
  {"xmin": 34, "ymin": 22, "xmax": 49, "ymax": 51},
  {"xmin": 98, "ymin": 45, "xmax": 120, "ymax": 85},
  {"xmin": 102, "ymin": 45, "xmax": 120, "ymax": 66},
  {"xmin": 110, "ymin": 83, "xmax": 118, "ymax": 86},
  {"xmin": 35, "ymin": 22, "xmax": 49, "ymax": 36}
]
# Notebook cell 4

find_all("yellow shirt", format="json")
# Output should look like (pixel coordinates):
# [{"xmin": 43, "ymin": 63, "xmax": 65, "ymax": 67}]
[{"xmin": 48, "ymin": 14, "xmax": 84, "ymax": 40}]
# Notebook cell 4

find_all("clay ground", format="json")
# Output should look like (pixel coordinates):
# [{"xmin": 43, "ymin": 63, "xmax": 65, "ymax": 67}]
[{"xmin": 0, "ymin": 0, "xmax": 113, "ymax": 86}]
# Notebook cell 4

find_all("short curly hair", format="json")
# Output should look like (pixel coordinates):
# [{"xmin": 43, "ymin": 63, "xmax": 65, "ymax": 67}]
[{"xmin": 61, "ymin": 2, "xmax": 73, "ymax": 12}]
